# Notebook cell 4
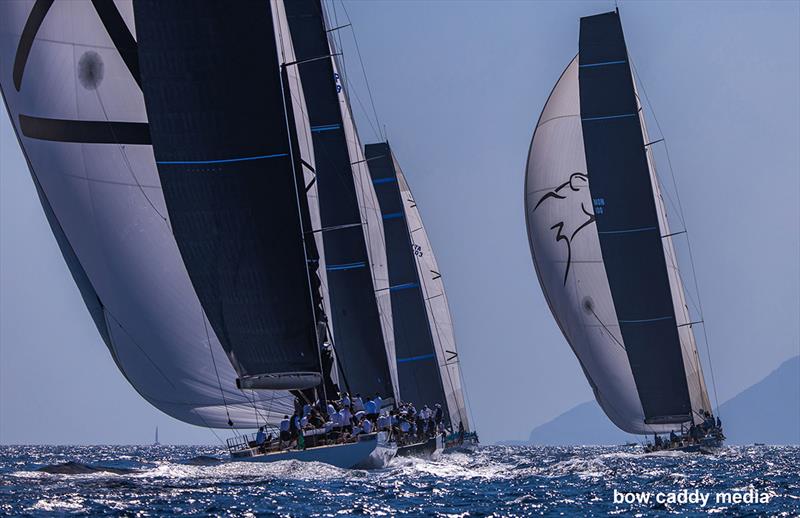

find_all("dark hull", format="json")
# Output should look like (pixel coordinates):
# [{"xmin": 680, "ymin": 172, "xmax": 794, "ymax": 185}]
[{"xmin": 396, "ymin": 435, "xmax": 441, "ymax": 458}]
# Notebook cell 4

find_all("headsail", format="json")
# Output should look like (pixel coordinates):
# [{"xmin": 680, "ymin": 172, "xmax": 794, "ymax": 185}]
[
  {"xmin": 285, "ymin": 0, "xmax": 396, "ymax": 401},
  {"xmin": 0, "ymin": 0, "xmax": 293, "ymax": 426},
  {"xmin": 524, "ymin": 10, "xmax": 712, "ymax": 434}
]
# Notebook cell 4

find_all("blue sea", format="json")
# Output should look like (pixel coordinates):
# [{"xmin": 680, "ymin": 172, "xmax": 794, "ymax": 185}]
[{"xmin": 0, "ymin": 445, "xmax": 797, "ymax": 516}]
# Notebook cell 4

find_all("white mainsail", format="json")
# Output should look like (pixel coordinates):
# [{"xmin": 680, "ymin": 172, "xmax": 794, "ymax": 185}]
[{"xmin": 0, "ymin": 0, "xmax": 294, "ymax": 427}]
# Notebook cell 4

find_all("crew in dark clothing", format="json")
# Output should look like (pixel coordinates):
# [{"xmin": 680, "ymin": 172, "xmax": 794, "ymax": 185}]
[{"xmin": 434, "ymin": 403, "xmax": 443, "ymax": 425}]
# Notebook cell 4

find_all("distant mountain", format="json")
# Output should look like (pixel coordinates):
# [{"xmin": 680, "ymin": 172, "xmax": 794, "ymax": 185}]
[
  {"xmin": 527, "ymin": 401, "xmax": 633, "ymax": 446},
  {"xmin": 718, "ymin": 355, "xmax": 799, "ymax": 445},
  {"xmin": 521, "ymin": 355, "xmax": 799, "ymax": 445}
]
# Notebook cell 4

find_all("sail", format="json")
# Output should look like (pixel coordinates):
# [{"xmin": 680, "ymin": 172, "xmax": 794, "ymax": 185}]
[
  {"xmin": 365, "ymin": 143, "xmax": 451, "ymax": 422},
  {"xmin": 285, "ymin": 0, "xmax": 395, "ymax": 400},
  {"xmin": 394, "ymin": 162, "xmax": 471, "ymax": 431},
  {"xmin": 524, "ymin": 10, "xmax": 712, "ymax": 434},
  {"xmin": 134, "ymin": 0, "xmax": 324, "ymax": 390},
  {"xmin": 0, "ymin": 0, "xmax": 293, "ymax": 426}
]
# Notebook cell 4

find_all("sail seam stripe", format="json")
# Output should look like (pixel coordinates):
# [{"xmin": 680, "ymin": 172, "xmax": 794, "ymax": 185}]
[
  {"xmin": 372, "ymin": 177, "xmax": 397, "ymax": 184},
  {"xmin": 598, "ymin": 226, "xmax": 657, "ymax": 235},
  {"xmin": 579, "ymin": 60, "xmax": 627, "ymax": 68},
  {"xmin": 382, "ymin": 212, "xmax": 403, "ymax": 220},
  {"xmin": 618, "ymin": 316, "xmax": 674, "ymax": 324},
  {"xmin": 156, "ymin": 153, "xmax": 288, "ymax": 165},
  {"xmin": 310, "ymin": 124, "xmax": 341, "ymax": 132},
  {"xmin": 397, "ymin": 353, "xmax": 436, "ymax": 364},
  {"xmin": 389, "ymin": 282, "xmax": 418, "ymax": 292},
  {"xmin": 581, "ymin": 113, "xmax": 636, "ymax": 122},
  {"xmin": 326, "ymin": 261, "xmax": 366, "ymax": 271}
]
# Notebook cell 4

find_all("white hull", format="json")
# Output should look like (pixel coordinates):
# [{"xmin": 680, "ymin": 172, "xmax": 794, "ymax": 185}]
[{"xmin": 230, "ymin": 433, "xmax": 395, "ymax": 469}]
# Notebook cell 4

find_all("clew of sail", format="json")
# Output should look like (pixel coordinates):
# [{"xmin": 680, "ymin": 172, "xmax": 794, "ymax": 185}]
[
  {"xmin": 525, "ymin": 10, "xmax": 713, "ymax": 434},
  {"xmin": 0, "ymin": 0, "xmax": 294, "ymax": 426}
]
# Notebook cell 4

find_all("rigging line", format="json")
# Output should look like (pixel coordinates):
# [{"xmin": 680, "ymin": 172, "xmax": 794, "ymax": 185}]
[
  {"xmin": 588, "ymin": 307, "xmax": 626, "ymax": 351},
  {"xmin": 323, "ymin": 0, "xmax": 381, "ymax": 142},
  {"xmin": 201, "ymin": 311, "xmax": 234, "ymax": 427},
  {"xmin": 195, "ymin": 413, "xmax": 227, "ymax": 447},
  {"xmin": 94, "ymin": 90, "xmax": 168, "ymax": 222},
  {"xmin": 338, "ymin": 0, "xmax": 384, "ymax": 141},
  {"xmin": 630, "ymin": 58, "xmax": 721, "ymax": 417}
]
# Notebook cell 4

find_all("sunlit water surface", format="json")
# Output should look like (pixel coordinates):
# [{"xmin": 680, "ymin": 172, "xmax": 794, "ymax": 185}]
[{"xmin": 0, "ymin": 445, "xmax": 797, "ymax": 516}]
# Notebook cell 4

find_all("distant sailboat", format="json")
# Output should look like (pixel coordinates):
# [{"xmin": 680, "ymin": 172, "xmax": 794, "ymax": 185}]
[
  {"xmin": 153, "ymin": 427, "xmax": 160, "ymax": 447},
  {"xmin": 524, "ymin": 9, "xmax": 723, "ymax": 452}
]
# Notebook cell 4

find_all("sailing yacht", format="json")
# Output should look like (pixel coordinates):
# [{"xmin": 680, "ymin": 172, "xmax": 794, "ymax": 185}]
[
  {"xmin": 0, "ymin": 0, "xmax": 454, "ymax": 468},
  {"xmin": 366, "ymin": 143, "xmax": 477, "ymax": 454},
  {"xmin": 524, "ymin": 9, "xmax": 723, "ymax": 452}
]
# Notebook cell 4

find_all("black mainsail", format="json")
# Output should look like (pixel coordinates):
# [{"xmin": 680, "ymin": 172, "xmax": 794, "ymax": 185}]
[
  {"xmin": 135, "ymin": 0, "xmax": 324, "ymax": 390},
  {"xmin": 365, "ymin": 143, "xmax": 452, "ymax": 421},
  {"xmin": 285, "ymin": 0, "xmax": 395, "ymax": 400}
]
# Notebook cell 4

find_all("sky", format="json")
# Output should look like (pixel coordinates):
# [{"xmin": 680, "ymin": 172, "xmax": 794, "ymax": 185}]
[{"xmin": 1, "ymin": 1, "xmax": 798, "ymax": 446}]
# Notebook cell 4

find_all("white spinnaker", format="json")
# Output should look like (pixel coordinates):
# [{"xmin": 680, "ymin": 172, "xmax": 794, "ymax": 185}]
[
  {"xmin": 0, "ymin": 0, "xmax": 293, "ymax": 427},
  {"xmin": 328, "ymin": 44, "xmax": 400, "ymax": 401},
  {"xmin": 395, "ymin": 159, "xmax": 470, "ymax": 431},
  {"xmin": 634, "ymin": 77, "xmax": 712, "ymax": 423},
  {"xmin": 525, "ymin": 56, "xmax": 679, "ymax": 435}
]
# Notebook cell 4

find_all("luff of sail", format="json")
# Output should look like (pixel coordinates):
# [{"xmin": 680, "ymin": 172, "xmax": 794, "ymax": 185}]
[
  {"xmin": 134, "ymin": 0, "xmax": 324, "ymax": 390},
  {"xmin": 285, "ymin": 0, "xmax": 396, "ymax": 400},
  {"xmin": 0, "ymin": 0, "xmax": 293, "ymax": 427},
  {"xmin": 524, "ymin": 10, "xmax": 713, "ymax": 434}
]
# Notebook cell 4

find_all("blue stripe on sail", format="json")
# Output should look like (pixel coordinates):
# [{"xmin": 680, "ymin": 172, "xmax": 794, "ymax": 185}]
[
  {"xmin": 157, "ymin": 153, "xmax": 288, "ymax": 165},
  {"xmin": 326, "ymin": 261, "xmax": 366, "ymax": 271},
  {"xmin": 581, "ymin": 113, "xmax": 636, "ymax": 122},
  {"xmin": 389, "ymin": 282, "xmax": 418, "ymax": 292},
  {"xmin": 619, "ymin": 316, "xmax": 674, "ymax": 324},
  {"xmin": 382, "ymin": 212, "xmax": 403, "ymax": 220},
  {"xmin": 598, "ymin": 226, "xmax": 658, "ymax": 235},
  {"xmin": 310, "ymin": 124, "xmax": 341, "ymax": 133},
  {"xmin": 397, "ymin": 353, "xmax": 435, "ymax": 364},
  {"xmin": 579, "ymin": 60, "xmax": 627, "ymax": 68},
  {"xmin": 372, "ymin": 177, "xmax": 397, "ymax": 185}
]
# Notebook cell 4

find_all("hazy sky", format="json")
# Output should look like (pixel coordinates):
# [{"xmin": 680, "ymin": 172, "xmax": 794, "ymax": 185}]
[{"xmin": 1, "ymin": 1, "xmax": 798, "ymax": 446}]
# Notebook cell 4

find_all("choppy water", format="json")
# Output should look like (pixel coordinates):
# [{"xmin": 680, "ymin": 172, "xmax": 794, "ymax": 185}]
[{"xmin": 0, "ymin": 444, "xmax": 797, "ymax": 516}]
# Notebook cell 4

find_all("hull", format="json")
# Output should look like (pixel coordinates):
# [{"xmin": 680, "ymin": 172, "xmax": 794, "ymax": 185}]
[
  {"xmin": 396, "ymin": 434, "xmax": 443, "ymax": 458},
  {"xmin": 443, "ymin": 432, "xmax": 479, "ymax": 453},
  {"xmin": 645, "ymin": 436, "xmax": 725, "ymax": 454},
  {"xmin": 231, "ymin": 433, "xmax": 395, "ymax": 469}
]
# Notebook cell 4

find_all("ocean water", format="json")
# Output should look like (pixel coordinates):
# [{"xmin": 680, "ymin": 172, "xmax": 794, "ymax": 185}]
[{"xmin": 0, "ymin": 444, "xmax": 797, "ymax": 516}]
